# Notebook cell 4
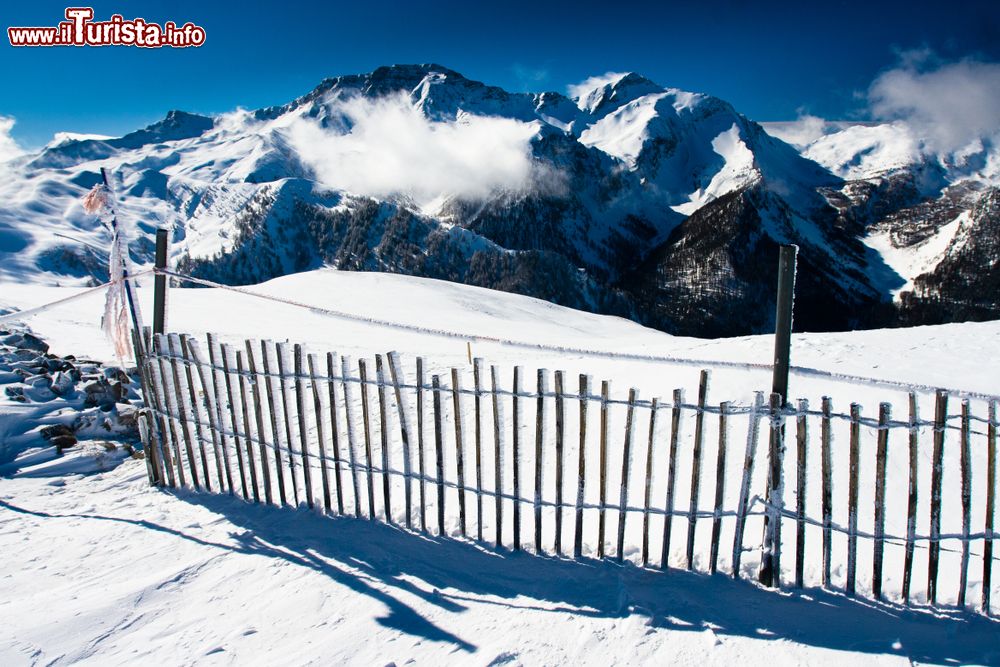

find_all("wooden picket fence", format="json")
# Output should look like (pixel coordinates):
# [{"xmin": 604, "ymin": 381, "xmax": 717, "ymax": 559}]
[{"xmin": 132, "ymin": 330, "xmax": 998, "ymax": 615}]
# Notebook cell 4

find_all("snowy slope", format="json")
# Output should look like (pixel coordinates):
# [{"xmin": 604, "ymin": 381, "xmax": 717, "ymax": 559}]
[{"xmin": 1, "ymin": 269, "xmax": 999, "ymax": 665}]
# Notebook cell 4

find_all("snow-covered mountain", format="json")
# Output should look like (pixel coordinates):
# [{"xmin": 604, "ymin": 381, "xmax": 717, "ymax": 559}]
[{"xmin": 1, "ymin": 64, "xmax": 997, "ymax": 336}]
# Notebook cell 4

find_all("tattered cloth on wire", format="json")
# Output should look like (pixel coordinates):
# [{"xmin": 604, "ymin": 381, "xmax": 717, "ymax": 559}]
[{"xmin": 82, "ymin": 182, "xmax": 134, "ymax": 362}]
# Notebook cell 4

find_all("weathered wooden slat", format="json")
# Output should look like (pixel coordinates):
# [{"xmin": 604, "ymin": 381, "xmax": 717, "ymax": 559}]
[
  {"xmin": 902, "ymin": 392, "xmax": 919, "ymax": 604},
  {"xmin": 710, "ymin": 401, "xmax": 730, "ymax": 574},
  {"xmin": 358, "ymin": 358, "xmax": 376, "ymax": 520},
  {"xmin": 574, "ymin": 375, "xmax": 589, "ymax": 559},
  {"xmin": 235, "ymin": 350, "xmax": 260, "ymax": 503},
  {"xmin": 219, "ymin": 344, "xmax": 247, "ymax": 498},
  {"xmin": 205, "ymin": 334, "xmax": 233, "ymax": 493},
  {"xmin": 759, "ymin": 392, "xmax": 785, "ymax": 589},
  {"xmin": 130, "ymin": 329, "xmax": 160, "ymax": 486},
  {"xmin": 821, "ymin": 396, "xmax": 833, "ymax": 587},
  {"xmin": 147, "ymin": 334, "xmax": 177, "ymax": 488},
  {"xmin": 245, "ymin": 341, "xmax": 274, "ymax": 505},
  {"xmin": 617, "ymin": 388, "xmax": 638, "ymax": 564},
  {"xmin": 142, "ymin": 329, "xmax": 171, "ymax": 486},
  {"xmin": 687, "ymin": 370, "xmax": 710, "ymax": 571},
  {"xmin": 452, "ymin": 367, "xmax": 467, "ymax": 537},
  {"xmin": 433, "ymin": 374, "xmax": 446, "ymax": 536},
  {"xmin": 275, "ymin": 342, "xmax": 300, "ymax": 506},
  {"xmin": 165, "ymin": 334, "xmax": 200, "ymax": 490},
  {"xmin": 984, "ymin": 400, "xmax": 997, "ymax": 614},
  {"xmin": 155, "ymin": 336, "xmax": 186, "ymax": 488},
  {"xmin": 795, "ymin": 399, "xmax": 809, "ymax": 588},
  {"xmin": 597, "ymin": 380, "xmax": 611, "ymax": 559},
  {"xmin": 959, "ymin": 399, "xmax": 972, "ymax": 607},
  {"xmin": 474, "ymin": 359, "xmax": 485, "ymax": 542},
  {"xmin": 292, "ymin": 345, "xmax": 313, "ymax": 509},
  {"xmin": 386, "ymin": 352, "xmax": 412, "ymax": 527},
  {"xmin": 927, "ymin": 389, "xmax": 947, "ymax": 605},
  {"xmin": 642, "ymin": 399, "xmax": 659, "ymax": 567},
  {"xmin": 873, "ymin": 402, "xmax": 890, "ymax": 600},
  {"xmin": 491, "ymin": 365, "xmax": 504, "ymax": 548},
  {"xmin": 340, "ymin": 356, "xmax": 362, "ymax": 518},
  {"xmin": 846, "ymin": 402, "xmax": 861, "ymax": 595},
  {"xmin": 260, "ymin": 341, "xmax": 288, "ymax": 506},
  {"xmin": 732, "ymin": 392, "xmax": 764, "ymax": 579},
  {"xmin": 534, "ymin": 369, "xmax": 547, "ymax": 553},
  {"xmin": 179, "ymin": 335, "xmax": 211, "ymax": 490},
  {"xmin": 662, "ymin": 388, "xmax": 684, "ymax": 570},
  {"xmin": 513, "ymin": 366, "xmax": 522, "ymax": 551},
  {"xmin": 308, "ymin": 354, "xmax": 333, "ymax": 514},
  {"xmin": 415, "ymin": 358, "xmax": 427, "ymax": 531},
  {"xmin": 554, "ymin": 370, "xmax": 565, "ymax": 556},
  {"xmin": 184, "ymin": 336, "xmax": 226, "ymax": 493},
  {"xmin": 376, "ymin": 356, "xmax": 394, "ymax": 525},
  {"xmin": 326, "ymin": 353, "xmax": 345, "ymax": 515}
]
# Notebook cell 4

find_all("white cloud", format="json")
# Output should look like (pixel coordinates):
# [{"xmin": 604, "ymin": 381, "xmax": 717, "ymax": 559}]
[
  {"xmin": 285, "ymin": 92, "xmax": 545, "ymax": 207},
  {"xmin": 868, "ymin": 57, "xmax": 1000, "ymax": 156},
  {"xmin": 566, "ymin": 72, "xmax": 629, "ymax": 102},
  {"xmin": 0, "ymin": 116, "xmax": 25, "ymax": 164},
  {"xmin": 760, "ymin": 114, "xmax": 831, "ymax": 149}
]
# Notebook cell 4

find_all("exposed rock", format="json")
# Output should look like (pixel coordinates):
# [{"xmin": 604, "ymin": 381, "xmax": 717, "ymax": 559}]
[
  {"xmin": 52, "ymin": 434, "xmax": 77, "ymax": 450},
  {"xmin": 1, "ymin": 332, "xmax": 49, "ymax": 353},
  {"xmin": 41, "ymin": 423, "xmax": 75, "ymax": 440},
  {"xmin": 50, "ymin": 371, "xmax": 75, "ymax": 397}
]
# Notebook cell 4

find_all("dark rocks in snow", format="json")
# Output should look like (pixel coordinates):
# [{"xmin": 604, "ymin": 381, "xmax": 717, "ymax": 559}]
[
  {"xmin": 2, "ymin": 332, "xmax": 49, "ymax": 353},
  {"xmin": 51, "ymin": 434, "xmax": 78, "ymax": 451},
  {"xmin": 40, "ymin": 423, "xmax": 75, "ymax": 440}
]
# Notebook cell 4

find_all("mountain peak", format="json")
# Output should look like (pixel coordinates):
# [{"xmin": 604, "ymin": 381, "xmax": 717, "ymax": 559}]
[{"xmin": 569, "ymin": 71, "xmax": 662, "ymax": 116}]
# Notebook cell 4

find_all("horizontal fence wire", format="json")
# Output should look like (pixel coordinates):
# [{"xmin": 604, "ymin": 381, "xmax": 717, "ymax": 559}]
[{"xmin": 139, "ymin": 331, "xmax": 1000, "ymax": 617}]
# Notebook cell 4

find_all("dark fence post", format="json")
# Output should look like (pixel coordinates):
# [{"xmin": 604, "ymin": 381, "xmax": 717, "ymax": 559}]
[
  {"xmin": 152, "ymin": 228, "xmax": 169, "ymax": 336},
  {"xmin": 771, "ymin": 244, "xmax": 798, "ymax": 404}
]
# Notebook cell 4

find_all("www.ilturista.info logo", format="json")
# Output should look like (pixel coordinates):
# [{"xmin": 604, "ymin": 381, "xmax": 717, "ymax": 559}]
[{"xmin": 8, "ymin": 7, "xmax": 206, "ymax": 48}]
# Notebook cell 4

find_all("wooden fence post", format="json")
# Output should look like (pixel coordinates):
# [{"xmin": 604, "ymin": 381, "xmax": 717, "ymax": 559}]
[
  {"xmin": 452, "ymin": 367, "xmax": 468, "ymax": 538},
  {"xmin": 759, "ymin": 392, "xmax": 785, "ymax": 588},
  {"xmin": 152, "ymin": 228, "xmax": 168, "ymax": 336},
  {"xmin": 206, "ymin": 334, "xmax": 233, "ymax": 494},
  {"xmin": 292, "ymin": 345, "xmax": 312, "ymax": 509},
  {"xmin": 642, "ymin": 398, "xmax": 659, "ymax": 567},
  {"xmin": 662, "ymin": 388, "xmax": 684, "ymax": 570},
  {"xmin": 598, "ymin": 380, "xmax": 610, "ymax": 559},
  {"xmin": 873, "ymin": 402, "xmax": 890, "ymax": 600},
  {"xmin": 185, "ymin": 336, "xmax": 227, "ymax": 494},
  {"xmin": 687, "ymin": 371, "xmax": 709, "ymax": 570},
  {"xmin": 491, "ymin": 365, "xmax": 504, "ymax": 547},
  {"xmin": 166, "ymin": 334, "xmax": 199, "ymax": 490},
  {"xmin": 326, "ymin": 352, "xmax": 345, "ymax": 515},
  {"xmin": 771, "ymin": 244, "xmax": 797, "ymax": 403},
  {"xmin": 732, "ymin": 392, "xmax": 764, "ymax": 578},
  {"xmin": 432, "ymin": 374, "xmax": 446, "ymax": 536},
  {"xmin": 710, "ymin": 401, "xmax": 729, "ymax": 574},
  {"xmin": 245, "ymin": 341, "xmax": 274, "ymax": 505},
  {"xmin": 473, "ymin": 359, "xmax": 485, "ymax": 542},
  {"xmin": 358, "ymin": 358, "xmax": 376, "ymax": 520},
  {"xmin": 179, "ymin": 335, "xmax": 212, "ymax": 490},
  {"xmin": 275, "ymin": 342, "xmax": 300, "ymax": 505},
  {"xmin": 387, "ymin": 352, "xmax": 413, "ymax": 530},
  {"xmin": 959, "ymin": 399, "xmax": 972, "ymax": 607},
  {"xmin": 617, "ymin": 388, "xmax": 638, "ymax": 563},
  {"xmin": 795, "ymin": 399, "xmax": 808, "ymax": 588},
  {"xmin": 340, "ymin": 356, "xmax": 362, "ymax": 518},
  {"xmin": 416, "ymin": 358, "xmax": 427, "ymax": 531},
  {"xmin": 574, "ymin": 374, "xmax": 589, "ymax": 559},
  {"xmin": 928, "ymin": 390, "xmax": 947, "ymax": 605},
  {"xmin": 308, "ymin": 354, "xmax": 332, "ymax": 514},
  {"xmin": 846, "ymin": 402, "xmax": 861, "ymax": 596},
  {"xmin": 534, "ymin": 369, "xmax": 547, "ymax": 553},
  {"xmin": 377, "ymin": 356, "xmax": 394, "ymax": 525},
  {"xmin": 984, "ymin": 400, "xmax": 997, "ymax": 615},
  {"xmin": 235, "ymin": 350, "xmax": 260, "ymax": 503},
  {"xmin": 261, "ymin": 341, "xmax": 289, "ymax": 506},
  {"xmin": 513, "ymin": 366, "xmax": 522, "ymax": 551},
  {"xmin": 821, "ymin": 396, "xmax": 833, "ymax": 587},
  {"xmin": 902, "ymin": 392, "xmax": 919, "ymax": 604},
  {"xmin": 554, "ymin": 370, "xmax": 565, "ymax": 556}
]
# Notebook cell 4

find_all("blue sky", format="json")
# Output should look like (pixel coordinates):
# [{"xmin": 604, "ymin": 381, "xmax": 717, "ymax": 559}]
[{"xmin": 1, "ymin": 0, "xmax": 998, "ymax": 147}]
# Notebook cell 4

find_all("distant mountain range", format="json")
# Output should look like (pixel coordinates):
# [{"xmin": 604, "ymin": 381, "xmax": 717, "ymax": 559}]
[{"xmin": 1, "ymin": 64, "xmax": 997, "ymax": 337}]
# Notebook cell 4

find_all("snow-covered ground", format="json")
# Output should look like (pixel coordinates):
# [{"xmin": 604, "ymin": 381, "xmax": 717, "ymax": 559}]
[{"xmin": 2, "ymin": 269, "xmax": 999, "ymax": 665}]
